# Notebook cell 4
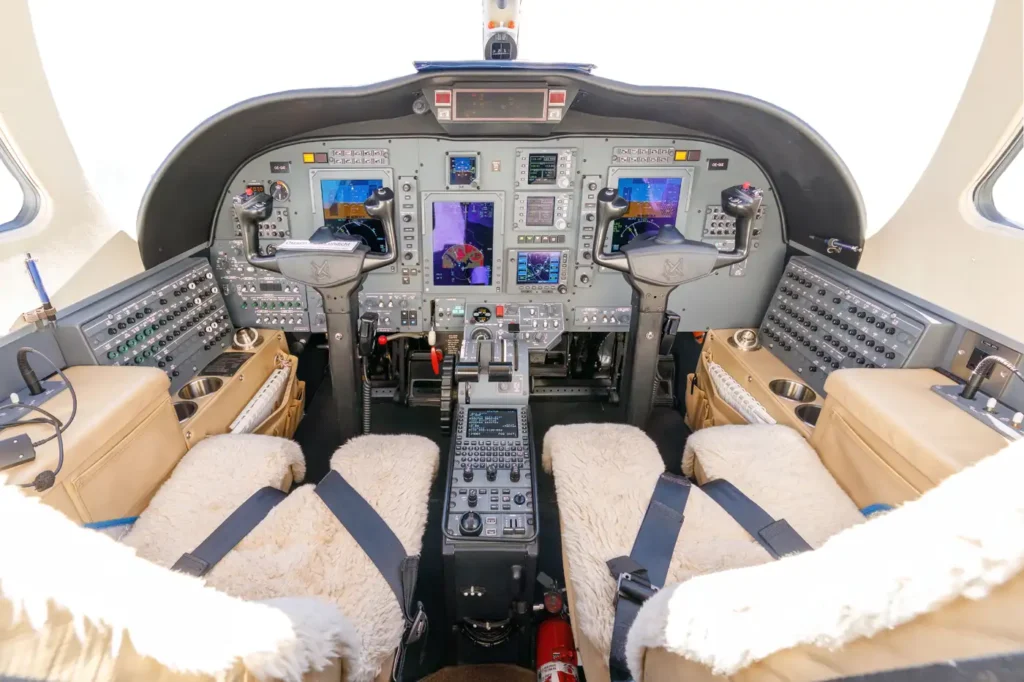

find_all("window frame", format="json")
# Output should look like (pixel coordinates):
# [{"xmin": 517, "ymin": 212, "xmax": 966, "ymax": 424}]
[
  {"xmin": 974, "ymin": 128, "xmax": 1023, "ymax": 230},
  {"xmin": 0, "ymin": 136, "xmax": 41, "ymax": 233}
]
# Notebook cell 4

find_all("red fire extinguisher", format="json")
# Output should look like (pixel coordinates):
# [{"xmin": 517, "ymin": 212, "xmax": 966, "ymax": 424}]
[{"xmin": 536, "ymin": 574, "xmax": 578, "ymax": 682}]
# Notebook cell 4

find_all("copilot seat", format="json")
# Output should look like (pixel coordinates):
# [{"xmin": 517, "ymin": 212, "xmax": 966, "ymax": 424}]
[{"xmin": 544, "ymin": 423, "xmax": 1024, "ymax": 682}]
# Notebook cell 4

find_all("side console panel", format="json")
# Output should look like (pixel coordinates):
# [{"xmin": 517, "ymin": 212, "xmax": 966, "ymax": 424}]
[
  {"xmin": 55, "ymin": 257, "xmax": 234, "ymax": 393},
  {"xmin": 759, "ymin": 256, "xmax": 954, "ymax": 395}
]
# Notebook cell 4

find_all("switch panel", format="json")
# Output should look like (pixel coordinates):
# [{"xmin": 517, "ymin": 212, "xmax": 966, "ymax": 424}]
[
  {"xmin": 760, "ymin": 257, "xmax": 954, "ymax": 395},
  {"xmin": 359, "ymin": 293, "xmax": 422, "ymax": 331},
  {"xmin": 55, "ymin": 258, "xmax": 235, "ymax": 393},
  {"xmin": 397, "ymin": 175, "xmax": 420, "ymax": 267},
  {"xmin": 212, "ymin": 243, "xmax": 312, "ymax": 332},
  {"xmin": 573, "ymin": 306, "xmax": 632, "ymax": 330}
]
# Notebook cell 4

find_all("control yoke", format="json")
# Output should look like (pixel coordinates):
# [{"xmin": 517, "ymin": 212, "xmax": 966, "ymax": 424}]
[
  {"xmin": 232, "ymin": 187, "xmax": 398, "ymax": 442},
  {"xmin": 593, "ymin": 183, "xmax": 763, "ymax": 428}
]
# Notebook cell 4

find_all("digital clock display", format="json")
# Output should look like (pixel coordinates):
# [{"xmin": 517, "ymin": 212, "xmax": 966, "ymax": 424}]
[{"xmin": 453, "ymin": 89, "xmax": 548, "ymax": 122}]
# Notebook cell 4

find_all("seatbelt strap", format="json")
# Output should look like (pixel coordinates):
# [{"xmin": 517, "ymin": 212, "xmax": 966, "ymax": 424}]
[
  {"xmin": 606, "ymin": 473, "xmax": 691, "ymax": 682},
  {"xmin": 314, "ymin": 470, "xmax": 427, "ymax": 681},
  {"xmin": 171, "ymin": 486, "xmax": 287, "ymax": 578},
  {"xmin": 702, "ymin": 479, "xmax": 812, "ymax": 559}
]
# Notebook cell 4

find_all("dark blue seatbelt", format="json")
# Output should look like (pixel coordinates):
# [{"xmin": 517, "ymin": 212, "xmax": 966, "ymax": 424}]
[
  {"xmin": 315, "ymin": 470, "xmax": 427, "ymax": 681},
  {"xmin": 702, "ymin": 479, "xmax": 812, "ymax": 559},
  {"xmin": 606, "ymin": 473, "xmax": 692, "ymax": 682},
  {"xmin": 171, "ymin": 486, "xmax": 286, "ymax": 577}
]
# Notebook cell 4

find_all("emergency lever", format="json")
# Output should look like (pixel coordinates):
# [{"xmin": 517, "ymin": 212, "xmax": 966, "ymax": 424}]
[
  {"xmin": 233, "ymin": 187, "xmax": 398, "ymax": 443},
  {"xmin": 592, "ymin": 183, "xmax": 762, "ymax": 428}
]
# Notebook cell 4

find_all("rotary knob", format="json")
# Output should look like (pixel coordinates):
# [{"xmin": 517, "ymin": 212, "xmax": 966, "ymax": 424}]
[
  {"xmin": 459, "ymin": 512, "xmax": 482, "ymax": 536},
  {"xmin": 468, "ymin": 490, "xmax": 478, "ymax": 507},
  {"xmin": 510, "ymin": 464, "xmax": 521, "ymax": 482},
  {"xmin": 462, "ymin": 465, "xmax": 474, "ymax": 482},
  {"xmin": 486, "ymin": 464, "xmax": 497, "ymax": 481}
]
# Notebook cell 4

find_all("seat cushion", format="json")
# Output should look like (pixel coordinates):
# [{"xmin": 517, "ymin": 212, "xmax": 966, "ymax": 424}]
[
  {"xmin": 151, "ymin": 435, "xmax": 437, "ymax": 682},
  {"xmin": 124, "ymin": 434, "xmax": 306, "ymax": 568},
  {"xmin": 544, "ymin": 424, "xmax": 772, "ymax": 682},
  {"xmin": 629, "ymin": 436, "xmax": 1024, "ymax": 681},
  {"xmin": 683, "ymin": 425, "xmax": 864, "ymax": 548}
]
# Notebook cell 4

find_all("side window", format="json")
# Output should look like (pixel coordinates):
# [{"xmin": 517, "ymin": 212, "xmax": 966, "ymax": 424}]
[
  {"xmin": 0, "ymin": 139, "xmax": 39, "ymax": 232},
  {"xmin": 976, "ymin": 130, "xmax": 1023, "ymax": 229}
]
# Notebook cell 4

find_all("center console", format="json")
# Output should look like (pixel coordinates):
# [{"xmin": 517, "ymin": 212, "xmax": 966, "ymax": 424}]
[{"xmin": 442, "ymin": 301, "xmax": 544, "ymax": 656}]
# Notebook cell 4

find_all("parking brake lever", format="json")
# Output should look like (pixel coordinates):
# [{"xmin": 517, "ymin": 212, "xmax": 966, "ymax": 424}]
[{"xmin": 233, "ymin": 190, "xmax": 281, "ymax": 273}]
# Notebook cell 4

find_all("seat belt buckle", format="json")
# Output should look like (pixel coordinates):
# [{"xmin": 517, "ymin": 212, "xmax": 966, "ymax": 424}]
[
  {"xmin": 404, "ymin": 601, "xmax": 428, "ymax": 646},
  {"xmin": 171, "ymin": 552, "xmax": 210, "ymax": 578},
  {"xmin": 616, "ymin": 571, "xmax": 658, "ymax": 606}
]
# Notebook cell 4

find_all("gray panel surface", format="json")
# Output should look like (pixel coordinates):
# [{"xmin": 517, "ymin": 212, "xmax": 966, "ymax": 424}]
[{"xmin": 211, "ymin": 136, "xmax": 784, "ymax": 336}]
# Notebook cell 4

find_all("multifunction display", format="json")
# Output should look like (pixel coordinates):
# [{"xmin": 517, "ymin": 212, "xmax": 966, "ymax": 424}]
[
  {"xmin": 516, "ymin": 251, "xmax": 562, "ymax": 285},
  {"xmin": 466, "ymin": 408, "xmax": 519, "ymax": 438},
  {"xmin": 432, "ymin": 201, "xmax": 495, "ymax": 286},
  {"xmin": 611, "ymin": 177, "xmax": 683, "ymax": 252},
  {"xmin": 527, "ymin": 153, "xmax": 558, "ymax": 185},
  {"xmin": 320, "ymin": 178, "xmax": 388, "ymax": 253},
  {"xmin": 525, "ymin": 195, "xmax": 556, "ymax": 226}
]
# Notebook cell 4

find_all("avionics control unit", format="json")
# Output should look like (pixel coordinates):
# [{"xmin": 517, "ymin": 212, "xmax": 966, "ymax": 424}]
[
  {"xmin": 56, "ymin": 258, "xmax": 235, "ymax": 393},
  {"xmin": 759, "ymin": 257, "xmax": 954, "ymax": 395}
]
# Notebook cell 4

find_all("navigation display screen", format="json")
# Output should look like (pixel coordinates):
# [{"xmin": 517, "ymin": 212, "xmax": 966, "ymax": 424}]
[
  {"xmin": 527, "ymin": 153, "xmax": 558, "ymax": 185},
  {"xmin": 611, "ymin": 177, "xmax": 683, "ymax": 252},
  {"xmin": 466, "ymin": 409, "xmax": 519, "ymax": 438},
  {"xmin": 525, "ymin": 195, "xmax": 556, "ymax": 226},
  {"xmin": 449, "ymin": 155, "xmax": 478, "ymax": 186},
  {"xmin": 517, "ymin": 251, "xmax": 562, "ymax": 285},
  {"xmin": 432, "ymin": 201, "xmax": 495, "ymax": 286},
  {"xmin": 320, "ymin": 179, "xmax": 388, "ymax": 253}
]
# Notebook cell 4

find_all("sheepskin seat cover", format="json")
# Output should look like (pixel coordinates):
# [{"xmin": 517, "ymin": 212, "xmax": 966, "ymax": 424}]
[
  {"xmin": 627, "ymin": 435, "xmax": 1024, "ymax": 680},
  {"xmin": 125, "ymin": 434, "xmax": 306, "ymax": 568},
  {"xmin": 683, "ymin": 425, "xmax": 864, "ymax": 547},
  {"xmin": 542, "ymin": 424, "xmax": 773, "ymax": 677},
  {"xmin": 128, "ymin": 434, "xmax": 438, "ymax": 682},
  {"xmin": 0, "ymin": 478, "xmax": 358, "ymax": 682}
]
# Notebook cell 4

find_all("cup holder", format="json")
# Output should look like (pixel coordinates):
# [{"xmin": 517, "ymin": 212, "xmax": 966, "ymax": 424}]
[
  {"xmin": 177, "ymin": 377, "xmax": 224, "ymax": 401},
  {"xmin": 795, "ymin": 404, "xmax": 821, "ymax": 428},
  {"xmin": 769, "ymin": 378, "xmax": 817, "ymax": 403},
  {"xmin": 174, "ymin": 401, "xmax": 198, "ymax": 423}
]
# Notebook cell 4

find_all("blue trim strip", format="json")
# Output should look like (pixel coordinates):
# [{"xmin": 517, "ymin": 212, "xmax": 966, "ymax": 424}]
[
  {"xmin": 861, "ymin": 504, "xmax": 894, "ymax": 517},
  {"xmin": 84, "ymin": 516, "xmax": 139, "ymax": 530}
]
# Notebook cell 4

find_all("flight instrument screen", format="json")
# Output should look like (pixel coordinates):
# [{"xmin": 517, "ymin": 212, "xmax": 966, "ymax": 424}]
[
  {"xmin": 516, "ymin": 251, "xmax": 562, "ymax": 285},
  {"xmin": 320, "ymin": 179, "xmax": 387, "ymax": 253},
  {"xmin": 466, "ymin": 409, "xmax": 519, "ymax": 438},
  {"xmin": 432, "ymin": 201, "xmax": 495, "ymax": 286},
  {"xmin": 611, "ymin": 177, "xmax": 683, "ymax": 252}
]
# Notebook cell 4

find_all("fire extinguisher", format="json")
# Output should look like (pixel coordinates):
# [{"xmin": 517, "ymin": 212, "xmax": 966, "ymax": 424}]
[{"xmin": 536, "ymin": 573, "xmax": 578, "ymax": 682}]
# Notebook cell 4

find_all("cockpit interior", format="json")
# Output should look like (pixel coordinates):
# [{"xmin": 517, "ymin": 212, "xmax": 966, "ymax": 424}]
[{"xmin": 1, "ymin": 2, "xmax": 1023, "ymax": 681}]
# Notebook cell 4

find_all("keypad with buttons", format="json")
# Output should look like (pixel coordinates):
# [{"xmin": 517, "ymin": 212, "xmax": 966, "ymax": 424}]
[{"xmin": 445, "ymin": 406, "xmax": 536, "ymax": 540}]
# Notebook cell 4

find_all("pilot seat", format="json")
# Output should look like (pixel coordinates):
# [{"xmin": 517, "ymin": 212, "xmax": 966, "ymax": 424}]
[
  {"xmin": 1, "ymin": 431, "xmax": 439, "ymax": 682},
  {"xmin": 544, "ymin": 422, "xmax": 1024, "ymax": 681}
]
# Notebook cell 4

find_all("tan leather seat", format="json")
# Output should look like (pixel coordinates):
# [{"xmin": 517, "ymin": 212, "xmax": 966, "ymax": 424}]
[{"xmin": 546, "ymin": 423, "xmax": 1024, "ymax": 682}]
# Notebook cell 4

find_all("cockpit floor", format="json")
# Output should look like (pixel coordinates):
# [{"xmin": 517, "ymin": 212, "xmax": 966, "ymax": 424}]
[
  {"xmin": 419, "ymin": 664, "xmax": 533, "ymax": 682},
  {"xmin": 294, "ymin": 374, "xmax": 690, "ymax": 677}
]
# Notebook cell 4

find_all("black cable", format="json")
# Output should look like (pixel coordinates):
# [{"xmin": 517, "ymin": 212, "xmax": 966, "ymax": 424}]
[
  {"xmin": 1, "ymin": 348, "xmax": 76, "ymax": 491},
  {"xmin": 4, "ymin": 403, "xmax": 64, "ymax": 491},
  {"xmin": 12, "ymin": 347, "xmax": 77, "ymax": 446}
]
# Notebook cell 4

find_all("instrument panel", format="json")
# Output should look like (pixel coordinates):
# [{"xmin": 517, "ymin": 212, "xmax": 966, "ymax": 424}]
[{"xmin": 210, "ymin": 137, "xmax": 780, "ymax": 334}]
